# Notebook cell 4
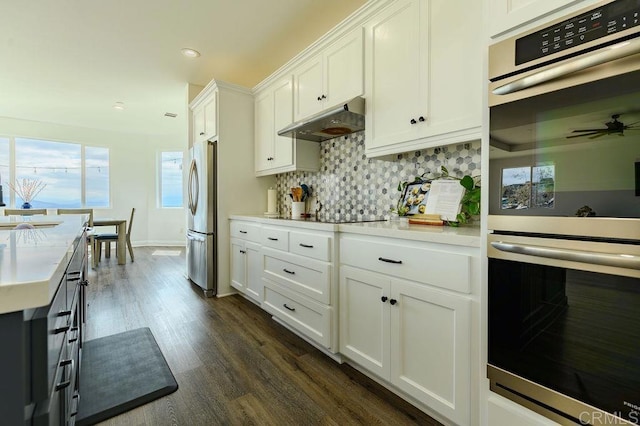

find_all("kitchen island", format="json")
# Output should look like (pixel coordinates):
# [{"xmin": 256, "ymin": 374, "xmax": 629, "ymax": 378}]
[
  {"xmin": 0, "ymin": 214, "xmax": 88, "ymax": 425},
  {"xmin": 0, "ymin": 215, "xmax": 87, "ymax": 314}
]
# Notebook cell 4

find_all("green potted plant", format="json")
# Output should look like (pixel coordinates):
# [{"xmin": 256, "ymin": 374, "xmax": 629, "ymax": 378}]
[{"xmin": 439, "ymin": 166, "xmax": 480, "ymax": 226}]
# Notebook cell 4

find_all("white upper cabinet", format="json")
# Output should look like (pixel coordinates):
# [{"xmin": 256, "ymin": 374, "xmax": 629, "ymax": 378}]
[
  {"xmin": 488, "ymin": 0, "xmax": 596, "ymax": 38},
  {"xmin": 293, "ymin": 27, "xmax": 364, "ymax": 121},
  {"xmin": 255, "ymin": 77, "xmax": 319, "ymax": 176},
  {"xmin": 364, "ymin": 0, "xmax": 427, "ymax": 154},
  {"xmin": 192, "ymin": 90, "xmax": 217, "ymax": 144},
  {"xmin": 364, "ymin": 0, "xmax": 482, "ymax": 158}
]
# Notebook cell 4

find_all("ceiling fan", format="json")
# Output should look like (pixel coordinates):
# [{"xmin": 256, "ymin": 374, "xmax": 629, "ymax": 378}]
[{"xmin": 566, "ymin": 114, "xmax": 640, "ymax": 139}]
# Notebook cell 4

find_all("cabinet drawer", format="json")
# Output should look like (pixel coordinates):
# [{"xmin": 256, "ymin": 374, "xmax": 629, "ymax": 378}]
[
  {"xmin": 263, "ymin": 248, "xmax": 331, "ymax": 304},
  {"xmin": 340, "ymin": 235, "xmax": 471, "ymax": 293},
  {"xmin": 289, "ymin": 231, "xmax": 331, "ymax": 261},
  {"xmin": 261, "ymin": 227, "xmax": 289, "ymax": 251},
  {"xmin": 262, "ymin": 281, "xmax": 331, "ymax": 348},
  {"xmin": 230, "ymin": 221, "xmax": 261, "ymax": 243}
]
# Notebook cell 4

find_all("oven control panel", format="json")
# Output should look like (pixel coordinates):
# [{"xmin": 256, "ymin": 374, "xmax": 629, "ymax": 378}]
[{"xmin": 516, "ymin": 0, "xmax": 640, "ymax": 65}]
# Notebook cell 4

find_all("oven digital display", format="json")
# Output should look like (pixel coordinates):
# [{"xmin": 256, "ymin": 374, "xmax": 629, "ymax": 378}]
[{"xmin": 515, "ymin": 0, "xmax": 640, "ymax": 65}]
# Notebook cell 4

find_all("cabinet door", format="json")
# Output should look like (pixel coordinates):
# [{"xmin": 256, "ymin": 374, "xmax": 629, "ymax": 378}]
[
  {"xmin": 203, "ymin": 91, "xmax": 217, "ymax": 140},
  {"xmin": 193, "ymin": 105, "xmax": 206, "ymax": 143},
  {"xmin": 254, "ymin": 89, "xmax": 274, "ymax": 172},
  {"xmin": 230, "ymin": 239, "xmax": 246, "ymax": 293},
  {"xmin": 339, "ymin": 265, "xmax": 391, "ymax": 379},
  {"xmin": 390, "ymin": 279, "xmax": 471, "ymax": 426},
  {"xmin": 293, "ymin": 54, "xmax": 324, "ymax": 121},
  {"xmin": 324, "ymin": 27, "xmax": 364, "ymax": 108},
  {"xmin": 364, "ymin": 0, "xmax": 428, "ymax": 151},
  {"xmin": 271, "ymin": 77, "xmax": 294, "ymax": 169},
  {"xmin": 244, "ymin": 241, "xmax": 263, "ymax": 303}
]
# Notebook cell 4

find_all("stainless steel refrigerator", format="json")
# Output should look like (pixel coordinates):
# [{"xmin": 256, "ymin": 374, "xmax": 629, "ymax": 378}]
[{"xmin": 186, "ymin": 140, "xmax": 217, "ymax": 296}]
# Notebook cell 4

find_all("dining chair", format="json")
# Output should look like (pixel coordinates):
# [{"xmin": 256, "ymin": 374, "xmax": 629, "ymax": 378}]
[
  {"xmin": 95, "ymin": 208, "xmax": 135, "ymax": 263},
  {"xmin": 4, "ymin": 208, "xmax": 47, "ymax": 216},
  {"xmin": 56, "ymin": 208, "xmax": 97, "ymax": 267}
]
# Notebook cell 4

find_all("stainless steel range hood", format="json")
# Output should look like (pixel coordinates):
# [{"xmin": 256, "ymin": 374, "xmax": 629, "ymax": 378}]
[{"xmin": 277, "ymin": 97, "xmax": 365, "ymax": 142}]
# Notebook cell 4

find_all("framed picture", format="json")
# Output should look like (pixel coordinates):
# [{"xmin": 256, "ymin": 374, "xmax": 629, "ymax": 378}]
[{"xmin": 400, "ymin": 180, "xmax": 432, "ymax": 215}]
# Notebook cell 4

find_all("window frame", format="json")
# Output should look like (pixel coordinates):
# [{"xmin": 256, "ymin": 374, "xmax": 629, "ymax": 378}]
[{"xmin": 158, "ymin": 150, "xmax": 184, "ymax": 209}]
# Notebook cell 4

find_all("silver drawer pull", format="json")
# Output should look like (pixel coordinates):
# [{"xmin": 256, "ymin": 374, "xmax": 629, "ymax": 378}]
[
  {"xmin": 283, "ymin": 268, "xmax": 295, "ymax": 275},
  {"xmin": 268, "ymin": 237, "xmax": 279, "ymax": 241},
  {"xmin": 378, "ymin": 257, "xmax": 402, "ymax": 264},
  {"xmin": 299, "ymin": 243, "xmax": 314, "ymax": 248},
  {"xmin": 283, "ymin": 303, "xmax": 296, "ymax": 312}
]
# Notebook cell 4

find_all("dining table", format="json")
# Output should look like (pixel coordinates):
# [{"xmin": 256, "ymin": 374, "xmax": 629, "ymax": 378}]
[{"xmin": 93, "ymin": 217, "xmax": 127, "ymax": 266}]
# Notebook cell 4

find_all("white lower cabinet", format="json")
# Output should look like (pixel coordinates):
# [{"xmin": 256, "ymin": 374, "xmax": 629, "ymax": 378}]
[
  {"xmin": 340, "ymin": 235, "xmax": 473, "ymax": 425},
  {"xmin": 230, "ymin": 228, "xmax": 263, "ymax": 304},
  {"xmin": 260, "ymin": 224, "xmax": 338, "ymax": 352}
]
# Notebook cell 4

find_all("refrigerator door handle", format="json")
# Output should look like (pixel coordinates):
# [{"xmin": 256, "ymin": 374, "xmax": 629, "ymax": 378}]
[{"xmin": 188, "ymin": 158, "xmax": 199, "ymax": 216}]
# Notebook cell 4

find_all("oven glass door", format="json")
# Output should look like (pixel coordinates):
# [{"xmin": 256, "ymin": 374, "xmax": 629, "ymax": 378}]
[
  {"xmin": 489, "ymin": 67, "xmax": 640, "ymax": 220},
  {"xmin": 489, "ymin": 253, "xmax": 640, "ymax": 423}
]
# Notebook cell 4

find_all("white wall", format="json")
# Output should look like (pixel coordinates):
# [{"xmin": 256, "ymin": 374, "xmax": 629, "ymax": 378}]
[{"xmin": 0, "ymin": 116, "xmax": 187, "ymax": 246}]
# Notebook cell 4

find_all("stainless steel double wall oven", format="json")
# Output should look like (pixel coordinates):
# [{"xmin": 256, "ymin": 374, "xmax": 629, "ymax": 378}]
[{"xmin": 488, "ymin": 1, "xmax": 640, "ymax": 424}]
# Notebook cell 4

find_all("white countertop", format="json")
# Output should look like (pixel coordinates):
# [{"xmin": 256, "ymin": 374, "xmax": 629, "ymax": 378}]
[
  {"xmin": 0, "ymin": 215, "xmax": 86, "ymax": 314},
  {"xmin": 229, "ymin": 215, "xmax": 480, "ymax": 247}
]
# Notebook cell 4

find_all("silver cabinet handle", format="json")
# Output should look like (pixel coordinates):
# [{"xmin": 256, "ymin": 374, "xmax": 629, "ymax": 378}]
[
  {"xmin": 491, "ymin": 241, "xmax": 640, "ymax": 270},
  {"xmin": 493, "ymin": 38, "xmax": 640, "ymax": 95}
]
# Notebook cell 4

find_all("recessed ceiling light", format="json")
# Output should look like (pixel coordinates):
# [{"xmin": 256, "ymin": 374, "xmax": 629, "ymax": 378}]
[
  {"xmin": 113, "ymin": 102, "xmax": 125, "ymax": 110},
  {"xmin": 181, "ymin": 48, "xmax": 200, "ymax": 58}
]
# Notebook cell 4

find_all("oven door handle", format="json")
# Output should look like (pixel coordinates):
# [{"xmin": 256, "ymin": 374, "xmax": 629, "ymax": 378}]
[
  {"xmin": 492, "ymin": 38, "xmax": 640, "ymax": 96},
  {"xmin": 491, "ymin": 241, "xmax": 640, "ymax": 270}
]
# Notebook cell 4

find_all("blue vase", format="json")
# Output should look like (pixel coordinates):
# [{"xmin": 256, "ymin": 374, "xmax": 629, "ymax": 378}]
[{"xmin": 22, "ymin": 202, "xmax": 31, "ymax": 209}]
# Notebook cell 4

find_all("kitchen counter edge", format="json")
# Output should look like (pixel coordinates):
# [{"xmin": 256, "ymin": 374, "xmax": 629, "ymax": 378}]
[{"xmin": 229, "ymin": 215, "xmax": 480, "ymax": 247}]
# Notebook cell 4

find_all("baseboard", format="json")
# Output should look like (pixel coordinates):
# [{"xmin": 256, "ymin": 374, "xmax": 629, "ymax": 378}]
[{"xmin": 130, "ymin": 241, "xmax": 186, "ymax": 247}]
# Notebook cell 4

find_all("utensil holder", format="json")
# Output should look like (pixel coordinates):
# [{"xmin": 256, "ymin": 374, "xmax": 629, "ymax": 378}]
[{"xmin": 291, "ymin": 201, "xmax": 305, "ymax": 219}]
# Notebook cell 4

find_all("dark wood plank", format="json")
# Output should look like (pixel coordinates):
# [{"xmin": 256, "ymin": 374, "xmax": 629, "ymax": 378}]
[{"xmin": 85, "ymin": 247, "xmax": 442, "ymax": 425}]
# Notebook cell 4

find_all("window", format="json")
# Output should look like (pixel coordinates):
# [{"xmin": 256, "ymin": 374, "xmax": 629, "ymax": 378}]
[
  {"xmin": 501, "ymin": 165, "xmax": 555, "ymax": 210},
  {"xmin": 1, "ymin": 137, "xmax": 110, "ymax": 208},
  {"xmin": 160, "ymin": 151, "xmax": 183, "ymax": 208},
  {"xmin": 85, "ymin": 147, "xmax": 110, "ymax": 207},
  {"xmin": 16, "ymin": 138, "xmax": 81, "ymax": 208}
]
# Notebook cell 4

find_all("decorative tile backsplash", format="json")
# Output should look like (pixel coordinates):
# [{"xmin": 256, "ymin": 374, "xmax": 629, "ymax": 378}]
[{"xmin": 275, "ymin": 132, "xmax": 481, "ymax": 221}]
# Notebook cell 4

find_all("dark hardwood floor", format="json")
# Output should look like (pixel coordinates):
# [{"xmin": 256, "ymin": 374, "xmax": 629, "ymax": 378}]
[{"xmin": 85, "ymin": 247, "xmax": 442, "ymax": 426}]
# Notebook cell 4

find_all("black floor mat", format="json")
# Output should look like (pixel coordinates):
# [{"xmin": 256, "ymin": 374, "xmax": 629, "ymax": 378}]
[{"xmin": 76, "ymin": 327, "xmax": 178, "ymax": 425}]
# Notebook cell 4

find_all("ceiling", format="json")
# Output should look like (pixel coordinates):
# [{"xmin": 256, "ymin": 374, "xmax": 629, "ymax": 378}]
[{"xmin": 0, "ymin": 0, "xmax": 367, "ymax": 138}]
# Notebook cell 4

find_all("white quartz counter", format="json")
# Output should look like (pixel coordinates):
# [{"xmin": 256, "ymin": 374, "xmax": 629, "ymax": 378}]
[
  {"xmin": 229, "ymin": 215, "xmax": 480, "ymax": 247},
  {"xmin": 0, "ymin": 215, "xmax": 86, "ymax": 314}
]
